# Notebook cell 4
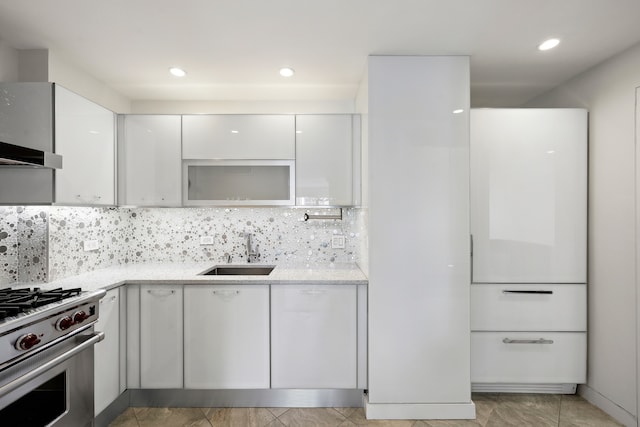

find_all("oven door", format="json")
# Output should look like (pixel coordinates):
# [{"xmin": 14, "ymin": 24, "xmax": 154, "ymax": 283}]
[{"xmin": 0, "ymin": 330, "xmax": 104, "ymax": 427}]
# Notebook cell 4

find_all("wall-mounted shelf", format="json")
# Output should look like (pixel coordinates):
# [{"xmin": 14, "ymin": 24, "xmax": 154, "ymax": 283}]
[{"xmin": 303, "ymin": 208, "xmax": 343, "ymax": 221}]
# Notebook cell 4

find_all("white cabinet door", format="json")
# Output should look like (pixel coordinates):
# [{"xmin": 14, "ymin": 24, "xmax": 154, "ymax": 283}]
[
  {"xmin": 471, "ymin": 284, "xmax": 586, "ymax": 332},
  {"xmin": 295, "ymin": 115, "xmax": 355, "ymax": 205},
  {"xmin": 120, "ymin": 115, "xmax": 182, "ymax": 206},
  {"xmin": 182, "ymin": 115, "xmax": 295, "ymax": 159},
  {"xmin": 470, "ymin": 109, "xmax": 587, "ymax": 283},
  {"xmin": 0, "ymin": 82, "xmax": 53, "ymax": 151},
  {"xmin": 140, "ymin": 285, "xmax": 183, "ymax": 388},
  {"xmin": 184, "ymin": 285, "xmax": 270, "ymax": 389},
  {"xmin": 94, "ymin": 288, "xmax": 120, "ymax": 415},
  {"xmin": 471, "ymin": 332, "xmax": 586, "ymax": 384},
  {"xmin": 54, "ymin": 85, "xmax": 115, "ymax": 205},
  {"xmin": 271, "ymin": 285, "xmax": 357, "ymax": 389}
]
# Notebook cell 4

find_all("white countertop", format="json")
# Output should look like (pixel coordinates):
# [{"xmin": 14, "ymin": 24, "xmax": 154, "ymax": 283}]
[{"xmin": 11, "ymin": 263, "xmax": 368, "ymax": 292}]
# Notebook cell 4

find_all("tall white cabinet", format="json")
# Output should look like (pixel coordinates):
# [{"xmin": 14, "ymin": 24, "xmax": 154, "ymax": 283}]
[
  {"xmin": 365, "ymin": 56, "xmax": 473, "ymax": 419},
  {"xmin": 469, "ymin": 108, "xmax": 588, "ymax": 392}
]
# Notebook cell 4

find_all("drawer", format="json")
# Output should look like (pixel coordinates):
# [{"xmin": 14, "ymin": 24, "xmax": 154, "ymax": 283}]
[
  {"xmin": 471, "ymin": 284, "xmax": 586, "ymax": 331},
  {"xmin": 471, "ymin": 332, "xmax": 586, "ymax": 384}
]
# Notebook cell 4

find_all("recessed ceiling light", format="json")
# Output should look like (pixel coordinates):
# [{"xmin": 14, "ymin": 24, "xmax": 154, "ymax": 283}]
[
  {"xmin": 169, "ymin": 67, "xmax": 187, "ymax": 77},
  {"xmin": 452, "ymin": 109, "xmax": 464, "ymax": 114},
  {"xmin": 230, "ymin": 130, "xmax": 239, "ymax": 134},
  {"xmin": 538, "ymin": 38, "xmax": 560, "ymax": 51},
  {"xmin": 279, "ymin": 67, "xmax": 295, "ymax": 77}
]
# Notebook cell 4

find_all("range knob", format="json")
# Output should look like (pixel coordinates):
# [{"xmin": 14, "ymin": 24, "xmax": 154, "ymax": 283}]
[
  {"xmin": 15, "ymin": 333, "xmax": 41, "ymax": 351},
  {"xmin": 73, "ymin": 311, "xmax": 89, "ymax": 324},
  {"xmin": 55, "ymin": 315, "xmax": 74, "ymax": 331}
]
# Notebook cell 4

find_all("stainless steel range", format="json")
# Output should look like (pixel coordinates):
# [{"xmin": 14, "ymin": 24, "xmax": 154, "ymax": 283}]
[{"xmin": 0, "ymin": 287, "xmax": 106, "ymax": 427}]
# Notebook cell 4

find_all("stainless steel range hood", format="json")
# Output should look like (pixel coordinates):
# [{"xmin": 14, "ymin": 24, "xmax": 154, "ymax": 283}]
[{"xmin": 0, "ymin": 141, "xmax": 62, "ymax": 169}]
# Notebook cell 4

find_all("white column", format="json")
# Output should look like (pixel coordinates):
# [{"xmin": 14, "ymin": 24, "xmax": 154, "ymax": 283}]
[{"xmin": 366, "ymin": 55, "xmax": 474, "ymax": 420}]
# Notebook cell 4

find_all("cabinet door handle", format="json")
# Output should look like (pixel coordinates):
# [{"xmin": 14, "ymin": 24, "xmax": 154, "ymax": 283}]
[
  {"xmin": 502, "ymin": 290, "xmax": 553, "ymax": 295},
  {"xmin": 502, "ymin": 338, "xmax": 554, "ymax": 345},
  {"xmin": 147, "ymin": 289, "xmax": 175, "ymax": 297},
  {"xmin": 300, "ymin": 289, "xmax": 327, "ymax": 295},
  {"xmin": 100, "ymin": 295, "xmax": 117, "ymax": 304},
  {"xmin": 212, "ymin": 290, "xmax": 240, "ymax": 296}
]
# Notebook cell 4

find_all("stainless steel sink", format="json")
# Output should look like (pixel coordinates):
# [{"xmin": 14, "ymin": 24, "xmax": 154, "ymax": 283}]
[{"xmin": 199, "ymin": 265, "xmax": 275, "ymax": 276}]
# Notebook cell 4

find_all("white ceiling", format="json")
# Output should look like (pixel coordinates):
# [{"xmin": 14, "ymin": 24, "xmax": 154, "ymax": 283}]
[{"xmin": 1, "ymin": 0, "xmax": 640, "ymax": 107}]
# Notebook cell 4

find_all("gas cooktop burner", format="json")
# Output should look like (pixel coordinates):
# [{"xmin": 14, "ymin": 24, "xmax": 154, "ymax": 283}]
[{"xmin": 0, "ymin": 288, "xmax": 82, "ymax": 321}]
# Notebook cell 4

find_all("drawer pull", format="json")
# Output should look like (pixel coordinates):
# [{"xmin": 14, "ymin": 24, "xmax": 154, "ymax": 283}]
[
  {"xmin": 100, "ymin": 295, "xmax": 117, "ymax": 304},
  {"xmin": 212, "ymin": 290, "xmax": 240, "ymax": 296},
  {"xmin": 300, "ymin": 290, "xmax": 328, "ymax": 295},
  {"xmin": 502, "ymin": 290, "xmax": 553, "ymax": 295},
  {"xmin": 147, "ymin": 289, "xmax": 175, "ymax": 297},
  {"xmin": 502, "ymin": 338, "xmax": 554, "ymax": 345}
]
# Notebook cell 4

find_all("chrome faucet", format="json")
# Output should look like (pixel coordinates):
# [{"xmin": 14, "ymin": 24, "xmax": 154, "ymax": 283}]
[{"xmin": 245, "ymin": 233, "xmax": 260, "ymax": 263}]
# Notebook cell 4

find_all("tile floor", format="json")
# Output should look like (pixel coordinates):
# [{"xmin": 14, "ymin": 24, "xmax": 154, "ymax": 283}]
[{"xmin": 108, "ymin": 394, "xmax": 623, "ymax": 427}]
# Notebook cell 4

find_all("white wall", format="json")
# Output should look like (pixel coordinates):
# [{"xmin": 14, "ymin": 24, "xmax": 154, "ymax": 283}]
[
  {"xmin": 527, "ymin": 41, "xmax": 640, "ymax": 424},
  {"xmin": 0, "ymin": 40, "xmax": 19, "ymax": 82},
  {"xmin": 18, "ymin": 49, "xmax": 48, "ymax": 82},
  {"xmin": 48, "ymin": 50, "xmax": 131, "ymax": 113},
  {"xmin": 130, "ymin": 99, "xmax": 354, "ymax": 114},
  {"xmin": 355, "ymin": 66, "xmax": 369, "ymax": 276}
]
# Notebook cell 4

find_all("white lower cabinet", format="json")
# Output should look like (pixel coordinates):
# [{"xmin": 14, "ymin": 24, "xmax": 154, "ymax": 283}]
[
  {"xmin": 140, "ymin": 284, "xmax": 183, "ymax": 388},
  {"xmin": 94, "ymin": 288, "xmax": 120, "ymax": 415},
  {"xmin": 271, "ymin": 285, "xmax": 357, "ymax": 389},
  {"xmin": 471, "ymin": 332, "xmax": 586, "ymax": 384},
  {"xmin": 184, "ymin": 285, "xmax": 270, "ymax": 389},
  {"xmin": 471, "ymin": 283, "xmax": 587, "ymax": 386},
  {"xmin": 471, "ymin": 284, "xmax": 586, "ymax": 331}
]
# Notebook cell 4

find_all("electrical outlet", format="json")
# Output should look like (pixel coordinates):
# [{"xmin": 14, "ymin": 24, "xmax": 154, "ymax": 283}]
[
  {"xmin": 200, "ymin": 236, "xmax": 214, "ymax": 245},
  {"xmin": 83, "ymin": 240, "xmax": 99, "ymax": 251},
  {"xmin": 331, "ymin": 235, "xmax": 346, "ymax": 249}
]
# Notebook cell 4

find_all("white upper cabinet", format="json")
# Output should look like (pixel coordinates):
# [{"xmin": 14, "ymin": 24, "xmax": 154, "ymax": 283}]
[
  {"xmin": 295, "ymin": 115, "xmax": 359, "ymax": 206},
  {"xmin": 470, "ymin": 109, "xmax": 587, "ymax": 283},
  {"xmin": 54, "ymin": 85, "xmax": 116, "ymax": 205},
  {"xmin": 0, "ymin": 82, "xmax": 53, "ymax": 152},
  {"xmin": 119, "ymin": 115, "xmax": 182, "ymax": 206},
  {"xmin": 182, "ymin": 115, "xmax": 295, "ymax": 159}
]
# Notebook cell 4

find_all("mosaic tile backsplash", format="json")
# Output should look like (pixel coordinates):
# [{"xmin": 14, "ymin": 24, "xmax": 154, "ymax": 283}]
[
  {"xmin": 0, "ymin": 206, "xmax": 20, "ymax": 286},
  {"xmin": 0, "ymin": 206, "xmax": 364, "ymax": 284}
]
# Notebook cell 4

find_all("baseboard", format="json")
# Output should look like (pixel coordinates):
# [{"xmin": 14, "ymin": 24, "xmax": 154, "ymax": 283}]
[
  {"xmin": 94, "ymin": 390, "xmax": 130, "ymax": 427},
  {"xmin": 472, "ymin": 383, "xmax": 576, "ymax": 394},
  {"xmin": 578, "ymin": 384, "xmax": 637, "ymax": 427},
  {"xmin": 364, "ymin": 394, "xmax": 476, "ymax": 420},
  {"xmin": 129, "ymin": 389, "xmax": 364, "ymax": 408}
]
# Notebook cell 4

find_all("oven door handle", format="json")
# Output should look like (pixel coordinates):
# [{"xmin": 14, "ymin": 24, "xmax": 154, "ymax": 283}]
[{"xmin": 0, "ymin": 332, "xmax": 104, "ymax": 397}]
